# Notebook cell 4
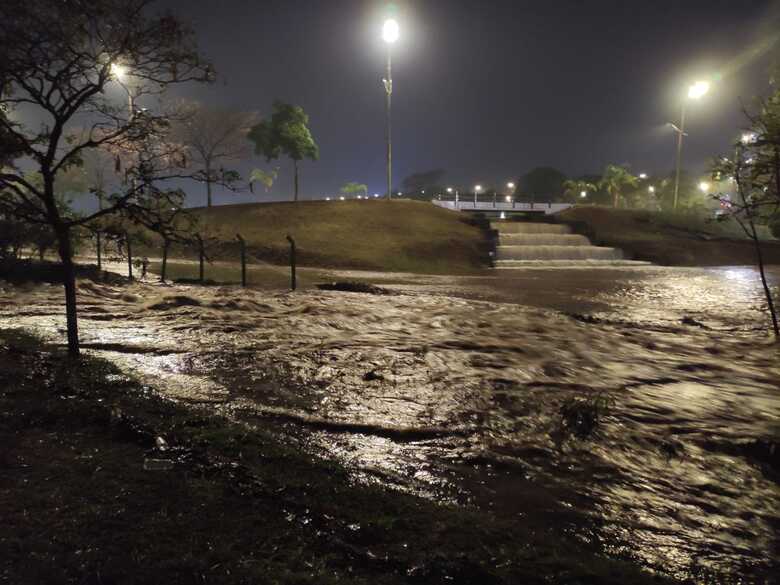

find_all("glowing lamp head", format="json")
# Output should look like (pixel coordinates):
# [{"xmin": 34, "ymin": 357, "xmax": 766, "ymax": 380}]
[
  {"xmin": 382, "ymin": 18, "xmax": 399, "ymax": 44},
  {"xmin": 507, "ymin": 182, "xmax": 515, "ymax": 189},
  {"xmin": 648, "ymin": 186, "xmax": 656, "ymax": 193},
  {"xmin": 580, "ymin": 190, "xmax": 587, "ymax": 198},
  {"xmin": 475, "ymin": 185, "xmax": 482, "ymax": 192},
  {"xmin": 110, "ymin": 63, "xmax": 128, "ymax": 81},
  {"xmin": 688, "ymin": 81, "xmax": 710, "ymax": 100},
  {"xmin": 698, "ymin": 181, "xmax": 710, "ymax": 192},
  {"xmin": 505, "ymin": 195, "xmax": 511, "ymax": 202},
  {"xmin": 639, "ymin": 173, "xmax": 647, "ymax": 179},
  {"xmin": 446, "ymin": 187, "xmax": 453, "ymax": 193},
  {"xmin": 741, "ymin": 132, "xmax": 756, "ymax": 145}
]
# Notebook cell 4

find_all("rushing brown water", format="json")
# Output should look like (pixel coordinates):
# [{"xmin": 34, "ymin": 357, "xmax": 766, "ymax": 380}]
[{"xmin": 1, "ymin": 264, "xmax": 778, "ymax": 583}]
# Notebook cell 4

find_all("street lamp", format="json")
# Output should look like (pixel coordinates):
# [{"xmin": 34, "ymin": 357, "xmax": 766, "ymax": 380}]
[
  {"xmin": 507, "ymin": 182, "xmax": 515, "ymax": 190},
  {"xmin": 648, "ymin": 186, "xmax": 656, "ymax": 194},
  {"xmin": 447, "ymin": 186, "xmax": 459, "ymax": 205},
  {"xmin": 580, "ymin": 190, "xmax": 587, "ymax": 198},
  {"xmin": 638, "ymin": 173, "xmax": 648, "ymax": 179},
  {"xmin": 670, "ymin": 80, "xmax": 710, "ymax": 210},
  {"xmin": 698, "ymin": 181, "xmax": 710, "ymax": 193},
  {"xmin": 474, "ymin": 184, "xmax": 482, "ymax": 205},
  {"xmin": 382, "ymin": 18, "xmax": 399, "ymax": 200}
]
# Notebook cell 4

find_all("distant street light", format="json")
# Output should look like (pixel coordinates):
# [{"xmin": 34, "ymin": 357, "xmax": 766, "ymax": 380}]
[
  {"xmin": 507, "ymin": 181, "xmax": 515, "ymax": 190},
  {"xmin": 741, "ymin": 132, "xmax": 757, "ymax": 145},
  {"xmin": 638, "ymin": 173, "xmax": 648, "ymax": 179},
  {"xmin": 447, "ymin": 186, "xmax": 459, "ymax": 204},
  {"xmin": 648, "ymin": 186, "xmax": 656, "ymax": 194},
  {"xmin": 671, "ymin": 80, "xmax": 711, "ymax": 210},
  {"xmin": 382, "ymin": 18, "xmax": 399, "ymax": 200},
  {"xmin": 505, "ymin": 195, "xmax": 512, "ymax": 202},
  {"xmin": 698, "ymin": 181, "xmax": 710, "ymax": 193},
  {"xmin": 474, "ymin": 184, "xmax": 482, "ymax": 204},
  {"xmin": 580, "ymin": 190, "xmax": 587, "ymax": 198}
]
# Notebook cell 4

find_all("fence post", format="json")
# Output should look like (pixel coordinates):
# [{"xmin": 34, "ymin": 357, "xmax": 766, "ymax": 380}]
[
  {"xmin": 197, "ymin": 235, "xmax": 205, "ymax": 283},
  {"xmin": 96, "ymin": 231, "xmax": 102, "ymax": 271},
  {"xmin": 126, "ymin": 232, "xmax": 133, "ymax": 282},
  {"xmin": 286, "ymin": 234, "xmax": 296, "ymax": 291},
  {"xmin": 161, "ymin": 238, "xmax": 169, "ymax": 283},
  {"xmin": 236, "ymin": 234, "xmax": 246, "ymax": 287}
]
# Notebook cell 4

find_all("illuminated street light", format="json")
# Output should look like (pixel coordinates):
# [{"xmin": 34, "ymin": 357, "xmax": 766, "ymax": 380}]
[
  {"xmin": 505, "ymin": 195, "xmax": 512, "ymax": 202},
  {"xmin": 447, "ymin": 186, "xmax": 459, "ymax": 204},
  {"xmin": 698, "ymin": 181, "xmax": 710, "ymax": 193},
  {"xmin": 507, "ymin": 182, "xmax": 515, "ymax": 190},
  {"xmin": 474, "ymin": 184, "xmax": 482, "ymax": 205},
  {"xmin": 648, "ymin": 186, "xmax": 656, "ymax": 194},
  {"xmin": 382, "ymin": 18, "xmax": 399, "ymax": 43},
  {"xmin": 382, "ymin": 18, "xmax": 399, "ymax": 200},
  {"xmin": 639, "ymin": 173, "xmax": 647, "ymax": 179},
  {"xmin": 110, "ymin": 63, "xmax": 128, "ymax": 81},
  {"xmin": 688, "ymin": 81, "xmax": 710, "ymax": 100},
  {"xmin": 671, "ymin": 79, "xmax": 712, "ymax": 210},
  {"xmin": 580, "ymin": 190, "xmax": 587, "ymax": 198},
  {"xmin": 741, "ymin": 132, "xmax": 757, "ymax": 145}
]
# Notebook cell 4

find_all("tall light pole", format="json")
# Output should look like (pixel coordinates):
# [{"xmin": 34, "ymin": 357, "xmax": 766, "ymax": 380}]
[
  {"xmin": 474, "ymin": 184, "xmax": 482, "ymax": 205},
  {"xmin": 671, "ymin": 80, "xmax": 710, "ymax": 210},
  {"xmin": 382, "ymin": 18, "xmax": 399, "ymax": 200}
]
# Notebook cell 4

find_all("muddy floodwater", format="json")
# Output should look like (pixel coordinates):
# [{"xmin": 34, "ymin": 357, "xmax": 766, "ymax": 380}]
[{"xmin": 1, "ymin": 264, "xmax": 779, "ymax": 583}]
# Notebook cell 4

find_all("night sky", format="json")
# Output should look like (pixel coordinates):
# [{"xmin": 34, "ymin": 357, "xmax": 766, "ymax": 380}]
[{"xmin": 161, "ymin": 0, "xmax": 780, "ymax": 204}]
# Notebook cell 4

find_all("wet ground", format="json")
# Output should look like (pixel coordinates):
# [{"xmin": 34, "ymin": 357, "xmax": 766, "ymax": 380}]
[{"xmin": 1, "ymin": 264, "xmax": 779, "ymax": 583}]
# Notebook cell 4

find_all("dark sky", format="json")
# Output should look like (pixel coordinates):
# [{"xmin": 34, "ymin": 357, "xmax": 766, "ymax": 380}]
[{"xmin": 160, "ymin": 0, "xmax": 780, "ymax": 205}]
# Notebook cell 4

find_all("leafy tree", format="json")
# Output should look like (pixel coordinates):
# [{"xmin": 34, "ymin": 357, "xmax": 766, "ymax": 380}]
[
  {"xmin": 340, "ymin": 182, "xmax": 368, "ymax": 198},
  {"xmin": 249, "ymin": 167, "xmax": 279, "ymax": 194},
  {"xmin": 598, "ymin": 165, "xmax": 638, "ymax": 208},
  {"xmin": 562, "ymin": 179, "xmax": 597, "ymax": 203},
  {"xmin": 248, "ymin": 101, "xmax": 318, "ymax": 202},
  {"xmin": 517, "ymin": 167, "xmax": 567, "ymax": 203},
  {"xmin": 173, "ymin": 102, "xmax": 257, "ymax": 207},
  {"xmin": 0, "ymin": 0, "xmax": 219, "ymax": 355}
]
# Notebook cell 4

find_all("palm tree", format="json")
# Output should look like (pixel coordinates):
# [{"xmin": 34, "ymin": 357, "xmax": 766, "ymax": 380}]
[
  {"xmin": 599, "ymin": 165, "xmax": 638, "ymax": 208},
  {"xmin": 562, "ymin": 179, "xmax": 597, "ymax": 203}
]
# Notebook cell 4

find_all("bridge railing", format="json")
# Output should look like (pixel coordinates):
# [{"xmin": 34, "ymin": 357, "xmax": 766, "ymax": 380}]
[{"xmin": 432, "ymin": 200, "xmax": 572, "ymax": 214}]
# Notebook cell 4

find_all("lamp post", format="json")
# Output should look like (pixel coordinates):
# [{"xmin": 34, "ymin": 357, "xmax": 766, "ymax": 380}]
[
  {"xmin": 382, "ymin": 18, "xmax": 399, "ymax": 200},
  {"xmin": 671, "ymin": 80, "xmax": 710, "ymax": 210},
  {"xmin": 447, "ymin": 187, "xmax": 459, "ymax": 205},
  {"xmin": 474, "ymin": 184, "xmax": 482, "ymax": 205}
]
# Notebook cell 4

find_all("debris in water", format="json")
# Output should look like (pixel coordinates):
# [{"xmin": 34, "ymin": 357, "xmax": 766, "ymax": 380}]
[{"xmin": 316, "ymin": 281, "xmax": 392, "ymax": 295}]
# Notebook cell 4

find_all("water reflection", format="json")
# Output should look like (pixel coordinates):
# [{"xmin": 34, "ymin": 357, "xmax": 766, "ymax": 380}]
[{"xmin": 1, "ymin": 265, "xmax": 778, "ymax": 582}]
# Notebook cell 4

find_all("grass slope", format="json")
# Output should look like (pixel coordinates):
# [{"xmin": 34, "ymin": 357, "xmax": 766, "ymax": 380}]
[
  {"xmin": 559, "ymin": 206, "xmax": 780, "ymax": 266},
  {"xmin": 164, "ymin": 200, "xmax": 489, "ymax": 274}
]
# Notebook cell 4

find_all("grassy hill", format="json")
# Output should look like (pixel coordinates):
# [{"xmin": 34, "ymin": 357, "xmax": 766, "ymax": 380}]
[
  {"xmin": 559, "ymin": 206, "xmax": 780, "ymax": 265},
  {"xmin": 154, "ymin": 199, "xmax": 490, "ymax": 274}
]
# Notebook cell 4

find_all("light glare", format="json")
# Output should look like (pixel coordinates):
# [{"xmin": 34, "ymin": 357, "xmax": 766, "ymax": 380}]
[
  {"xmin": 688, "ymin": 81, "xmax": 710, "ymax": 100},
  {"xmin": 382, "ymin": 19, "xmax": 399, "ymax": 43}
]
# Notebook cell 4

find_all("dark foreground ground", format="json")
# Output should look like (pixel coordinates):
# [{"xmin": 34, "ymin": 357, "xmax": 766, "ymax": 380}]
[{"xmin": 0, "ymin": 329, "xmax": 669, "ymax": 585}]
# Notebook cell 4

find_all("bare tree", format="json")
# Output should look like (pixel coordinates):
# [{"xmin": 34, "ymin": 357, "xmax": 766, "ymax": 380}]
[
  {"xmin": 712, "ymin": 90, "xmax": 780, "ymax": 338},
  {"xmin": 174, "ymin": 102, "xmax": 257, "ymax": 207},
  {"xmin": 0, "ymin": 0, "xmax": 228, "ymax": 355}
]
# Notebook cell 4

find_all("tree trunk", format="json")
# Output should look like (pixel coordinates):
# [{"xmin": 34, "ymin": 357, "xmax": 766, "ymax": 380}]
[
  {"xmin": 293, "ymin": 159, "xmax": 299, "ymax": 202},
  {"xmin": 161, "ymin": 239, "xmax": 169, "ymax": 283},
  {"xmin": 96, "ymin": 232, "xmax": 102, "ymax": 271},
  {"xmin": 127, "ymin": 234, "xmax": 133, "ymax": 281},
  {"xmin": 56, "ymin": 225, "xmax": 80, "ymax": 356},
  {"xmin": 206, "ymin": 163, "xmax": 213, "ymax": 207},
  {"xmin": 750, "ymin": 224, "xmax": 780, "ymax": 338},
  {"xmin": 198, "ymin": 236, "xmax": 205, "ymax": 282},
  {"xmin": 613, "ymin": 190, "xmax": 619, "ymax": 208}
]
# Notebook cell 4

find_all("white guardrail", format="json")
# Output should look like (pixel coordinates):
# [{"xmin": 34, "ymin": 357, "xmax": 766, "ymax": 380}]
[{"xmin": 432, "ymin": 200, "xmax": 572, "ymax": 214}]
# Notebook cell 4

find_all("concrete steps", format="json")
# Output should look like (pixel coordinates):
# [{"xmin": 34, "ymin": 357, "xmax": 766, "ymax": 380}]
[{"xmin": 492, "ymin": 221, "xmax": 645, "ymax": 266}]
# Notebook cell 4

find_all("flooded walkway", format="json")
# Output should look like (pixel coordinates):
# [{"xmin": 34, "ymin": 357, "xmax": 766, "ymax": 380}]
[{"xmin": 1, "ymin": 264, "xmax": 778, "ymax": 583}]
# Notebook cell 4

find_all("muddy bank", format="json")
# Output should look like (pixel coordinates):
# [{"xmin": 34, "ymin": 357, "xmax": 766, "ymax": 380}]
[{"xmin": 1, "ymin": 276, "xmax": 778, "ymax": 583}]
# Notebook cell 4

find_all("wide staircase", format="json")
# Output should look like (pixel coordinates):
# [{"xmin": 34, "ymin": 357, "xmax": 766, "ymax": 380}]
[{"xmin": 492, "ymin": 222, "xmax": 651, "ymax": 267}]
